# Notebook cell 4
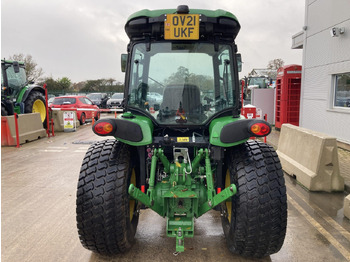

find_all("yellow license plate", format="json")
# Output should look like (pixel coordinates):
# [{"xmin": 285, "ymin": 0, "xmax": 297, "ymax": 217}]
[
  {"xmin": 164, "ymin": 14, "xmax": 199, "ymax": 40},
  {"xmin": 177, "ymin": 137, "xmax": 189, "ymax": 142}
]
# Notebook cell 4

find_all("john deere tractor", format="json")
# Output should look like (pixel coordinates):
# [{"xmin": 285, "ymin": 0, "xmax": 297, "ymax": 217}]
[
  {"xmin": 1, "ymin": 59, "xmax": 47, "ymax": 125},
  {"xmin": 76, "ymin": 6, "xmax": 287, "ymax": 258}
]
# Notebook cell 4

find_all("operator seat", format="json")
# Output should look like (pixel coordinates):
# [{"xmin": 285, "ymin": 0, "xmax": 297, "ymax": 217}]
[
  {"xmin": 161, "ymin": 84, "xmax": 201, "ymax": 114},
  {"xmin": 136, "ymin": 82, "xmax": 149, "ymax": 108}
]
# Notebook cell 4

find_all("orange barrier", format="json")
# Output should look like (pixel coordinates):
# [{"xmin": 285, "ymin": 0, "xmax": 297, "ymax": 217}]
[
  {"xmin": 1, "ymin": 113, "xmax": 46, "ymax": 147},
  {"xmin": 1, "ymin": 117, "xmax": 15, "ymax": 146},
  {"xmin": 1, "ymin": 114, "xmax": 21, "ymax": 147}
]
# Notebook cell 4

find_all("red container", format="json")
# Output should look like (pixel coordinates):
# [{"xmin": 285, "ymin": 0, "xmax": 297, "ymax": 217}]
[{"xmin": 275, "ymin": 65, "xmax": 302, "ymax": 129}]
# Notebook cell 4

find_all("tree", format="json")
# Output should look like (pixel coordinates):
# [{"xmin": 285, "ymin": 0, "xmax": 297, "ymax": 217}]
[
  {"xmin": 80, "ymin": 78, "xmax": 124, "ymax": 93},
  {"xmin": 163, "ymin": 66, "xmax": 214, "ymax": 91},
  {"xmin": 164, "ymin": 66, "xmax": 190, "ymax": 85},
  {"xmin": 267, "ymin": 58, "xmax": 285, "ymax": 70},
  {"xmin": 114, "ymin": 82, "xmax": 124, "ymax": 93},
  {"xmin": 81, "ymin": 79, "xmax": 104, "ymax": 92},
  {"xmin": 42, "ymin": 77, "xmax": 58, "ymax": 90},
  {"xmin": 58, "ymin": 77, "xmax": 72, "ymax": 91},
  {"xmin": 9, "ymin": 53, "xmax": 44, "ymax": 82},
  {"xmin": 72, "ymin": 81, "xmax": 87, "ymax": 92},
  {"xmin": 39, "ymin": 76, "xmax": 72, "ymax": 94}
]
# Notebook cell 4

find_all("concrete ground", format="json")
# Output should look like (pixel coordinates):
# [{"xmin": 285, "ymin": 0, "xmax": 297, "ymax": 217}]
[{"xmin": 2, "ymin": 115, "xmax": 350, "ymax": 261}]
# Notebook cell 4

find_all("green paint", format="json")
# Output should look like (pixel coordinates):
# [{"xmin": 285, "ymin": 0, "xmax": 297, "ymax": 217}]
[
  {"xmin": 115, "ymin": 113, "xmax": 153, "ymax": 146},
  {"xmin": 198, "ymin": 184, "xmax": 236, "ymax": 217},
  {"xmin": 157, "ymin": 149, "xmax": 170, "ymax": 174},
  {"xmin": 127, "ymin": 8, "xmax": 238, "ymax": 23},
  {"xmin": 16, "ymin": 86, "xmax": 29, "ymax": 103},
  {"xmin": 128, "ymin": 147, "xmax": 237, "ymax": 253},
  {"xmin": 209, "ymin": 115, "xmax": 248, "ymax": 147},
  {"xmin": 204, "ymin": 149, "xmax": 215, "ymax": 202}
]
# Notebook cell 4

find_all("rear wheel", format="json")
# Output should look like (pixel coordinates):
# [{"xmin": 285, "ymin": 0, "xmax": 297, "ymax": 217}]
[
  {"xmin": 79, "ymin": 113, "xmax": 86, "ymax": 125},
  {"xmin": 76, "ymin": 139, "xmax": 139, "ymax": 255},
  {"xmin": 221, "ymin": 140, "xmax": 287, "ymax": 258},
  {"xmin": 24, "ymin": 91, "xmax": 47, "ymax": 125}
]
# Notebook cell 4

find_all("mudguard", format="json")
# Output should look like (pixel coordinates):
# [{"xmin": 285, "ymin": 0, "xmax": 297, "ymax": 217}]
[{"xmin": 92, "ymin": 114, "xmax": 153, "ymax": 146}]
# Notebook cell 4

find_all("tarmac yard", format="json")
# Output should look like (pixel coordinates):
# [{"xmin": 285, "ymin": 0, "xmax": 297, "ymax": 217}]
[{"xmin": 2, "ymin": 117, "xmax": 350, "ymax": 262}]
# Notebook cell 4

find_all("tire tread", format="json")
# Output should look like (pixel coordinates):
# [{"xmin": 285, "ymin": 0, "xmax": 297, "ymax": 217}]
[
  {"xmin": 223, "ymin": 140, "xmax": 287, "ymax": 258},
  {"xmin": 76, "ymin": 139, "xmax": 138, "ymax": 255}
]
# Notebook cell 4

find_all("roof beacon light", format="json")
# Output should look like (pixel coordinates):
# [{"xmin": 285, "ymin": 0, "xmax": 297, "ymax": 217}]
[{"xmin": 177, "ymin": 5, "xmax": 189, "ymax": 14}]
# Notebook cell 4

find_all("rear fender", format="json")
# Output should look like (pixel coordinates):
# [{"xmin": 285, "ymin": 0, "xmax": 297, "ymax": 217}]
[
  {"xmin": 92, "ymin": 114, "xmax": 153, "ymax": 146},
  {"xmin": 15, "ymin": 86, "xmax": 29, "ymax": 103},
  {"xmin": 220, "ymin": 119, "xmax": 271, "ymax": 142},
  {"xmin": 209, "ymin": 116, "xmax": 271, "ymax": 147},
  {"xmin": 19, "ymin": 85, "xmax": 45, "ymax": 103}
]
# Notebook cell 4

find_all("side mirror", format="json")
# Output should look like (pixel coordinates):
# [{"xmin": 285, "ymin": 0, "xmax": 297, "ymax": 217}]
[
  {"xmin": 236, "ymin": 53, "xmax": 242, "ymax": 72},
  {"xmin": 121, "ymin": 54, "xmax": 128, "ymax": 72}
]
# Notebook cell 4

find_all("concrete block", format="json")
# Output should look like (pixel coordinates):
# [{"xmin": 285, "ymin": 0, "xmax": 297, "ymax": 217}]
[
  {"xmin": 51, "ymin": 110, "xmax": 80, "ymax": 132},
  {"xmin": 345, "ymin": 195, "xmax": 350, "ymax": 219},
  {"xmin": 1, "ymin": 113, "xmax": 47, "ymax": 146},
  {"xmin": 277, "ymin": 124, "xmax": 344, "ymax": 192}
]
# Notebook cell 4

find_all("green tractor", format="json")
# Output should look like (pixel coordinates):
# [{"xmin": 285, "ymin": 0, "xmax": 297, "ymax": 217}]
[
  {"xmin": 1, "ymin": 59, "xmax": 47, "ymax": 125},
  {"xmin": 76, "ymin": 6, "xmax": 287, "ymax": 258}
]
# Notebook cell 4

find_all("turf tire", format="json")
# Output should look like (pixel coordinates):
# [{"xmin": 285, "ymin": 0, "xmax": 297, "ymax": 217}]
[
  {"xmin": 222, "ymin": 140, "xmax": 287, "ymax": 258},
  {"xmin": 76, "ymin": 139, "xmax": 139, "ymax": 255}
]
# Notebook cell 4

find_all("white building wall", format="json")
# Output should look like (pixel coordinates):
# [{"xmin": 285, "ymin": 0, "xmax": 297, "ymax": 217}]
[{"xmin": 300, "ymin": 0, "xmax": 350, "ymax": 144}]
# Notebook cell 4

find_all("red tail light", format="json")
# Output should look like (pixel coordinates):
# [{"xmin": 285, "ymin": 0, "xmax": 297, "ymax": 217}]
[
  {"xmin": 94, "ymin": 122, "xmax": 114, "ymax": 135},
  {"xmin": 250, "ymin": 123, "xmax": 270, "ymax": 136}
]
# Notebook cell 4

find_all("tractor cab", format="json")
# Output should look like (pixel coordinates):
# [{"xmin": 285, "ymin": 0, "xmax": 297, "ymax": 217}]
[
  {"xmin": 123, "ymin": 6, "xmax": 242, "ymax": 127},
  {"xmin": 1, "ymin": 59, "xmax": 47, "ymax": 124},
  {"xmin": 1, "ymin": 60, "xmax": 27, "ymax": 98}
]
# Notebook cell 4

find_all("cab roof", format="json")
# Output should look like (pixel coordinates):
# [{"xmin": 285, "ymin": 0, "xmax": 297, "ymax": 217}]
[
  {"xmin": 125, "ymin": 7, "xmax": 240, "ymax": 42},
  {"xmin": 127, "ymin": 8, "xmax": 239, "ymax": 23},
  {"xmin": 1, "ymin": 59, "xmax": 25, "ymax": 66}
]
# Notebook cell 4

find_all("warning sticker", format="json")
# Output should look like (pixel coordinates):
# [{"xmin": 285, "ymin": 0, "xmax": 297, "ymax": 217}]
[{"xmin": 177, "ymin": 137, "xmax": 189, "ymax": 142}]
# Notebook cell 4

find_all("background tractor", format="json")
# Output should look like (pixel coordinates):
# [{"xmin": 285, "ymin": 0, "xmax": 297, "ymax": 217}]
[
  {"xmin": 1, "ymin": 59, "xmax": 47, "ymax": 125},
  {"xmin": 243, "ymin": 75, "xmax": 273, "ymax": 103},
  {"xmin": 76, "ymin": 5, "xmax": 287, "ymax": 258}
]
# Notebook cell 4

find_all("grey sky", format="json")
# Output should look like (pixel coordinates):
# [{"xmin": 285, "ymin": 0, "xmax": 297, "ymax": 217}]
[{"xmin": 1, "ymin": 0, "xmax": 305, "ymax": 83}]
